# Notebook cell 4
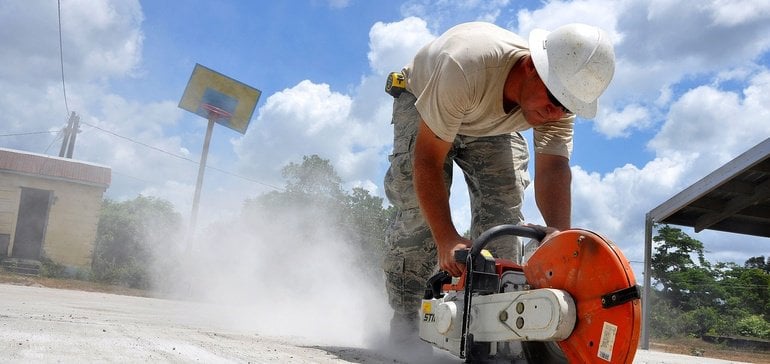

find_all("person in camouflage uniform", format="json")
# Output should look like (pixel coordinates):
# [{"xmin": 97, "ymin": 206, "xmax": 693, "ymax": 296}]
[
  {"xmin": 382, "ymin": 21, "xmax": 616, "ymax": 344},
  {"xmin": 383, "ymin": 91, "xmax": 531, "ymax": 341}
]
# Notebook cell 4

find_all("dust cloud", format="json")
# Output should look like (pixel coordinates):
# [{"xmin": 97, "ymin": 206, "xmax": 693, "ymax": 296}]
[{"xmin": 148, "ymin": 205, "xmax": 396, "ymax": 351}]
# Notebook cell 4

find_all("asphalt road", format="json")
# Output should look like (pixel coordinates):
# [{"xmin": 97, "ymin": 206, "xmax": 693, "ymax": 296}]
[{"xmin": 0, "ymin": 283, "xmax": 751, "ymax": 363}]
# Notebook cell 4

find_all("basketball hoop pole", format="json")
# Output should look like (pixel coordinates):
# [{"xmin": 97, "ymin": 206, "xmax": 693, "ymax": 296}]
[
  {"xmin": 179, "ymin": 63, "xmax": 261, "ymax": 254},
  {"xmin": 188, "ymin": 117, "xmax": 215, "ymax": 251}
]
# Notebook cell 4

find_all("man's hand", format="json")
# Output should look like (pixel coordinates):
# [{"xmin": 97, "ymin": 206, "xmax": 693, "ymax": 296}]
[
  {"xmin": 437, "ymin": 236, "xmax": 472, "ymax": 277},
  {"xmin": 525, "ymin": 223, "xmax": 561, "ymax": 242},
  {"xmin": 522, "ymin": 224, "xmax": 561, "ymax": 263}
]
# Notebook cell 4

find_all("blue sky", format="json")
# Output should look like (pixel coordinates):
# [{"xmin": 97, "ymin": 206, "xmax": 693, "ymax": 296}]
[{"xmin": 2, "ymin": 0, "xmax": 770, "ymax": 277}]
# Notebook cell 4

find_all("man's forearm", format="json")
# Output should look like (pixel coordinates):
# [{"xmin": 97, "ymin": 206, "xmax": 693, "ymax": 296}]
[
  {"xmin": 412, "ymin": 120, "xmax": 471, "ymax": 276},
  {"xmin": 535, "ymin": 153, "xmax": 572, "ymax": 230},
  {"xmin": 412, "ymin": 122, "xmax": 459, "ymax": 243},
  {"xmin": 413, "ymin": 159, "xmax": 458, "ymax": 242}
]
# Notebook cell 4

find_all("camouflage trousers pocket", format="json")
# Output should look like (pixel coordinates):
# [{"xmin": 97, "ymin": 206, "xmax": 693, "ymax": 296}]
[{"xmin": 383, "ymin": 255, "xmax": 406, "ymax": 308}]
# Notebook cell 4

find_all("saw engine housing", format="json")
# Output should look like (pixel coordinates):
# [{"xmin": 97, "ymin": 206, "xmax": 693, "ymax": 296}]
[{"xmin": 418, "ymin": 226, "xmax": 642, "ymax": 363}]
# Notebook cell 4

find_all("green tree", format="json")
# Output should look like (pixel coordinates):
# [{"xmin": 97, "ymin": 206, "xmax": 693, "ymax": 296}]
[
  {"xmin": 682, "ymin": 306, "xmax": 719, "ymax": 337},
  {"xmin": 745, "ymin": 255, "xmax": 769, "ymax": 273},
  {"xmin": 241, "ymin": 155, "xmax": 392, "ymax": 280},
  {"xmin": 283, "ymin": 154, "xmax": 344, "ymax": 198},
  {"xmin": 651, "ymin": 225, "xmax": 721, "ymax": 311},
  {"xmin": 647, "ymin": 291, "xmax": 687, "ymax": 338},
  {"xmin": 93, "ymin": 195, "xmax": 181, "ymax": 289},
  {"xmin": 651, "ymin": 226, "xmax": 770, "ymax": 340},
  {"xmin": 341, "ymin": 187, "xmax": 395, "ymax": 275},
  {"xmin": 736, "ymin": 315, "xmax": 770, "ymax": 340},
  {"xmin": 717, "ymin": 260, "xmax": 770, "ymax": 318},
  {"xmin": 248, "ymin": 155, "xmax": 345, "ymax": 218}
]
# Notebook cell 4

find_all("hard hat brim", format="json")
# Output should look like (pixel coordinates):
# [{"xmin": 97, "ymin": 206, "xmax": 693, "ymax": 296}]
[{"xmin": 529, "ymin": 28, "xmax": 598, "ymax": 119}]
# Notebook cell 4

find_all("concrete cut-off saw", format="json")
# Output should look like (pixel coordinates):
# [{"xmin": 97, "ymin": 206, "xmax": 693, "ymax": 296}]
[{"xmin": 419, "ymin": 225, "xmax": 642, "ymax": 363}]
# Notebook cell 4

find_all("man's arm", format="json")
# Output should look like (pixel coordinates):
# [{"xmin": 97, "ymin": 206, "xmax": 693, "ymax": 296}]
[
  {"xmin": 413, "ymin": 120, "xmax": 471, "ymax": 277},
  {"xmin": 534, "ymin": 152, "xmax": 572, "ymax": 231}
]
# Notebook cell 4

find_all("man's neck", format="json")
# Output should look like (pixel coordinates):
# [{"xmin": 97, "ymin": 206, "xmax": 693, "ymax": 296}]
[{"xmin": 503, "ymin": 55, "xmax": 528, "ymax": 112}]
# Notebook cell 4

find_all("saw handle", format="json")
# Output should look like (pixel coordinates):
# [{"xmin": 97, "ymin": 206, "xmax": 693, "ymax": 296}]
[
  {"xmin": 453, "ymin": 225, "xmax": 547, "ymax": 262},
  {"xmin": 470, "ymin": 224, "xmax": 546, "ymax": 256},
  {"xmin": 424, "ymin": 271, "xmax": 453, "ymax": 299},
  {"xmin": 453, "ymin": 249, "xmax": 469, "ymax": 262}
]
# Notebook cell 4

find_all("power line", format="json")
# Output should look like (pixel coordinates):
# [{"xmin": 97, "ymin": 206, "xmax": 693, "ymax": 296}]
[
  {"xmin": 81, "ymin": 121, "xmax": 197, "ymax": 163},
  {"xmin": 49, "ymin": 1, "xmax": 383, "ymax": 231},
  {"xmin": 44, "ymin": 125, "xmax": 65, "ymax": 154},
  {"xmin": 57, "ymin": 0, "xmax": 69, "ymax": 116},
  {"xmin": 79, "ymin": 120, "xmax": 283, "ymax": 191},
  {"xmin": 0, "ymin": 131, "xmax": 58, "ymax": 137},
  {"xmin": 111, "ymin": 170, "xmax": 153, "ymax": 184},
  {"xmin": 0, "ymin": 129, "xmax": 65, "ymax": 154}
]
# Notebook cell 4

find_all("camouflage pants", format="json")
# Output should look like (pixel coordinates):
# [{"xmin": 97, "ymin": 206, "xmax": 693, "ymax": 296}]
[{"xmin": 382, "ymin": 91, "xmax": 531, "ymax": 320}]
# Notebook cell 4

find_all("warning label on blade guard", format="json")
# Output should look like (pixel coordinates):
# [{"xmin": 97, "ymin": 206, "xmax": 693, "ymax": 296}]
[{"xmin": 598, "ymin": 321, "xmax": 618, "ymax": 362}]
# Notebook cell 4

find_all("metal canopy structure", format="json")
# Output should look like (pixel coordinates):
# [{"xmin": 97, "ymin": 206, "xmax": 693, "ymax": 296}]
[{"xmin": 640, "ymin": 137, "xmax": 770, "ymax": 349}]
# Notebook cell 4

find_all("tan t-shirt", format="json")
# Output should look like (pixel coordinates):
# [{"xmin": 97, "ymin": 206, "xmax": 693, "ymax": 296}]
[{"xmin": 403, "ymin": 22, "xmax": 574, "ymax": 158}]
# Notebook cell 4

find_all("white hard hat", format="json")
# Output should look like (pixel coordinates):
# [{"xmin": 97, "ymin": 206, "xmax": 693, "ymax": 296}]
[{"xmin": 529, "ymin": 23, "xmax": 615, "ymax": 119}]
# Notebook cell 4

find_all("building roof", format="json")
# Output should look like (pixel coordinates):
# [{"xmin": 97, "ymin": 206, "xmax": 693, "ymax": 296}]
[
  {"xmin": 0, "ymin": 148, "xmax": 111, "ymax": 188},
  {"xmin": 647, "ymin": 138, "xmax": 770, "ymax": 238}
]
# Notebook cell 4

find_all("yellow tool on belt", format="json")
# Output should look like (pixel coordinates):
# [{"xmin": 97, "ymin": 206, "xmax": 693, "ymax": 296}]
[{"xmin": 385, "ymin": 72, "xmax": 406, "ymax": 97}]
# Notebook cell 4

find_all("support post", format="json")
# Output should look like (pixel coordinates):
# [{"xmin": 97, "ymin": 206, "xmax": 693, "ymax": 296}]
[
  {"xmin": 641, "ymin": 215, "xmax": 654, "ymax": 350},
  {"xmin": 59, "ymin": 112, "xmax": 76, "ymax": 158},
  {"xmin": 187, "ymin": 118, "xmax": 215, "ymax": 251},
  {"xmin": 65, "ymin": 113, "xmax": 80, "ymax": 158}
]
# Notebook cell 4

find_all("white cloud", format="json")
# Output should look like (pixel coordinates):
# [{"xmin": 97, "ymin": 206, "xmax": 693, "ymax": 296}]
[
  {"xmin": 585, "ymin": 69, "xmax": 768, "ymax": 254},
  {"xmin": 616, "ymin": 0, "xmax": 770, "ymax": 68},
  {"xmin": 367, "ymin": 17, "xmax": 435, "ymax": 75},
  {"xmin": 510, "ymin": 154, "xmax": 693, "ymax": 265},
  {"xmin": 649, "ymin": 70, "xmax": 770, "ymax": 168},
  {"xmin": 560, "ymin": 70, "xmax": 770, "ymax": 266},
  {"xmin": 63, "ymin": 0, "xmax": 144, "ymax": 80},
  {"xmin": 0, "ymin": 0, "xmax": 144, "ymax": 153},
  {"xmin": 74, "ymin": 96, "xmax": 195, "ymax": 198},
  {"xmin": 713, "ymin": 65, "xmax": 761, "ymax": 86},
  {"xmin": 400, "ymin": 0, "xmax": 510, "ymax": 29},
  {"xmin": 515, "ymin": 0, "xmax": 770, "ymax": 139},
  {"xmin": 233, "ymin": 81, "xmax": 353, "ymax": 185},
  {"xmin": 707, "ymin": 0, "xmax": 770, "ymax": 26},
  {"xmin": 515, "ymin": 0, "xmax": 621, "ymax": 40},
  {"xmin": 655, "ymin": 86, "xmax": 673, "ymax": 107},
  {"xmin": 0, "ymin": 0, "xmax": 191, "ymax": 210},
  {"xmin": 497, "ymin": 10, "xmax": 770, "ymax": 264},
  {"xmin": 232, "ymin": 17, "xmax": 438, "ymax": 199},
  {"xmin": 3, "ymin": 0, "xmax": 768, "ymax": 273},
  {"xmin": 232, "ymin": 78, "xmax": 392, "ymax": 197},
  {"xmin": 370, "ymin": 3, "xmax": 770, "ymax": 270},
  {"xmin": 448, "ymin": 164, "xmax": 473, "ymax": 235},
  {"xmin": 550, "ymin": 150, "xmax": 769, "ymax": 269},
  {"xmin": 570, "ymin": 157, "xmax": 690, "ymax": 236},
  {"xmin": 0, "ymin": 0, "xmax": 143, "ymax": 86},
  {"xmin": 595, "ymin": 104, "xmax": 651, "ymax": 138}
]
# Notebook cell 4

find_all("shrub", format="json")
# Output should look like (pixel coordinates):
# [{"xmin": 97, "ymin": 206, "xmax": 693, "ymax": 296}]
[{"xmin": 736, "ymin": 315, "xmax": 770, "ymax": 340}]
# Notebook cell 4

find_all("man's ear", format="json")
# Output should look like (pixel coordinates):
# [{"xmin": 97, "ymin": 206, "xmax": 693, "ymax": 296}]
[{"xmin": 523, "ymin": 56, "xmax": 538, "ymax": 75}]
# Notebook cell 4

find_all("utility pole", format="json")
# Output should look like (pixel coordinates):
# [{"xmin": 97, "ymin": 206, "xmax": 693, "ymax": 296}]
[{"xmin": 58, "ymin": 112, "xmax": 80, "ymax": 158}]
